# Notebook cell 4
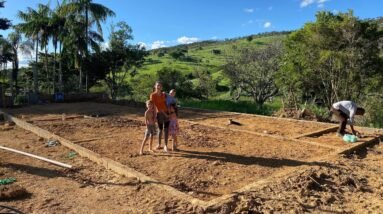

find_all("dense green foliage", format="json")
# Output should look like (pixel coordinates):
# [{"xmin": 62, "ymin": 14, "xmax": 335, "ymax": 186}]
[
  {"xmin": 276, "ymin": 11, "xmax": 383, "ymax": 127},
  {"xmin": 223, "ymin": 42, "xmax": 282, "ymax": 104},
  {"xmin": 278, "ymin": 11, "xmax": 383, "ymax": 107},
  {"xmin": 180, "ymin": 99, "xmax": 281, "ymax": 116}
]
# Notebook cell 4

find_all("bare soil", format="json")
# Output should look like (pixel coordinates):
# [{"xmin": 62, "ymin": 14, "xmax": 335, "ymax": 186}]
[
  {"xmin": 192, "ymin": 113, "xmax": 333, "ymax": 137},
  {"xmin": 1, "ymin": 102, "xmax": 382, "ymax": 213}
]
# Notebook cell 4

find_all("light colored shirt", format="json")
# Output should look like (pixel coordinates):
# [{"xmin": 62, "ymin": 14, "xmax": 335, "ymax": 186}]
[
  {"xmin": 332, "ymin": 100, "xmax": 357, "ymax": 124},
  {"xmin": 166, "ymin": 94, "xmax": 177, "ymax": 107}
]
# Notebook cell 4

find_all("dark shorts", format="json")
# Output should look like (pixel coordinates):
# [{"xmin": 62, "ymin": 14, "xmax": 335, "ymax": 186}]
[
  {"xmin": 157, "ymin": 112, "xmax": 169, "ymax": 130},
  {"xmin": 145, "ymin": 124, "xmax": 157, "ymax": 137}
]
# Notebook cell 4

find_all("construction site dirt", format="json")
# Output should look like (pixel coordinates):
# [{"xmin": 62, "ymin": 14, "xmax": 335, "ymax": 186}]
[{"xmin": 1, "ymin": 102, "xmax": 382, "ymax": 213}]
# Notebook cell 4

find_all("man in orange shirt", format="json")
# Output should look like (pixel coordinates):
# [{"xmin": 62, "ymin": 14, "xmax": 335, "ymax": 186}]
[{"xmin": 150, "ymin": 81, "xmax": 169, "ymax": 152}]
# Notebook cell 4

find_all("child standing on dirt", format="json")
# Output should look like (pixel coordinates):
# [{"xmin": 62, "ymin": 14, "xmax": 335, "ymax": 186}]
[
  {"xmin": 166, "ymin": 89, "xmax": 179, "ymax": 151},
  {"xmin": 168, "ymin": 103, "xmax": 179, "ymax": 151},
  {"xmin": 139, "ymin": 100, "xmax": 157, "ymax": 155},
  {"xmin": 166, "ymin": 89, "xmax": 178, "ymax": 116}
]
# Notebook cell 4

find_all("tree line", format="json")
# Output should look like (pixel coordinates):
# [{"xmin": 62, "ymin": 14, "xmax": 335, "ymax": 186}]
[
  {"xmin": 1, "ymin": 2, "xmax": 382, "ymax": 126},
  {"xmin": 0, "ymin": 0, "xmax": 148, "ymax": 103},
  {"xmin": 223, "ymin": 11, "xmax": 383, "ymax": 127}
]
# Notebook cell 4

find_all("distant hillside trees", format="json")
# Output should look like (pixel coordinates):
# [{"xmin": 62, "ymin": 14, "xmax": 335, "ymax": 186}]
[
  {"xmin": 224, "ymin": 42, "xmax": 282, "ymax": 104},
  {"xmin": 169, "ymin": 48, "xmax": 187, "ymax": 60},
  {"xmin": 212, "ymin": 49, "xmax": 221, "ymax": 54},
  {"xmin": 157, "ymin": 67, "xmax": 196, "ymax": 98},
  {"xmin": 277, "ymin": 10, "xmax": 383, "ymax": 108},
  {"xmin": 193, "ymin": 69, "xmax": 217, "ymax": 99}
]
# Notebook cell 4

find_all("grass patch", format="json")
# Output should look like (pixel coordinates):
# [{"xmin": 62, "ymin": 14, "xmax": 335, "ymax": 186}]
[{"xmin": 180, "ymin": 99, "xmax": 281, "ymax": 116}]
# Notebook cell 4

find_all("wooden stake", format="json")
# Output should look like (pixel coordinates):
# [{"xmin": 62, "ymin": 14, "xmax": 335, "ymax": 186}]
[{"xmin": 0, "ymin": 145, "xmax": 72, "ymax": 169}]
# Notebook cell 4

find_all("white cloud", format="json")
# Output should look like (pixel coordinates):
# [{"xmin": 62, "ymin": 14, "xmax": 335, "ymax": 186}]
[
  {"xmin": 300, "ymin": 0, "xmax": 329, "ymax": 8},
  {"xmin": 300, "ymin": 0, "xmax": 315, "ymax": 8},
  {"xmin": 177, "ymin": 36, "xmax": 199, "ymax": 44},
  {"xmin": 137, "ymin": 42, "xmax": 147, "ymax": 49},
  {"xmin": 263, "ymin": 22, "xmax": 272, "ymax": 28},
  {"xmin": 151, "ymin": 41, "xmax": 166, "ymax": 49},
  {"xmin": 211, "ymin": 36, "xmax": 218, "ymax": 40},
  {"xmin": 244, "ymin": 8, "xmax": 254, "ymax": 13}
]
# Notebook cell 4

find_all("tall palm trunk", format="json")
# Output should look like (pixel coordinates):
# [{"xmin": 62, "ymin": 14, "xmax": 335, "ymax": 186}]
[
  {"xmin": 33, "ymin": 39, "xmax": 39, "ymax": 94},
  {"xmin": 10, "ymin": 46, "xmax": 19, "ymax": 103},
  {"xmin": 78, "ymin": 55, "xmax": 82, "ymax": 91},
  {"xmin": 85, "ymin": 3, "xmax": 89, "ymax": 93},
  {"xmin": 10, "ymin": 61, "xmax": 14, "ymax": 104},
  {"xmin": 45, "ymin": 46, "xmax": 49, "ymax": 94},
  {"xmin": 58, "ymin": 41, "xmax": 63, "ymax": 92},
  {"xmin": 79, "ymin": 66, "xmax": 83, "ymax": 91},
  {"xmin": 53, "ymin": 41, "xmax": 57, "ymax": 94}
]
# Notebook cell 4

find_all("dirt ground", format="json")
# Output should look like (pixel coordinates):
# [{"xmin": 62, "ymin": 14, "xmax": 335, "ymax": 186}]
[{"xmin": 1, "ymin": 102, "xmax": 382, "ymax": 213}]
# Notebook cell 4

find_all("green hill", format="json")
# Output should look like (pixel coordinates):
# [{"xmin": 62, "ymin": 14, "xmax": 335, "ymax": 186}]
[{"xmin": 135, "ymin": 32, "xmax": 290, "ymax": 87}]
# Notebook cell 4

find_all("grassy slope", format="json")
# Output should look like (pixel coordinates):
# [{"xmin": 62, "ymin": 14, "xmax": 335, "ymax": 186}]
[
  {"xmin": 122, "ymin": 34, "xmax": 287, "ymax": 115},
  {"xmin": 135, "ymin": 34, "xmax": 287, "ymax": 86}
]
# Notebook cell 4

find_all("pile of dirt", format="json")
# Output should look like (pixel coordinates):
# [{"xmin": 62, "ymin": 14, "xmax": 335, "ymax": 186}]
[
  {"xmin": 0, "ymin": 184, "xmax": 29, "ymax": 200},
  {"xmin": 207, "ymin": 163, "xmax": 376, "ymax": 213},
  {"xmin": 169, "ymin": 167, "xmax": 220, "ymax": 198}
]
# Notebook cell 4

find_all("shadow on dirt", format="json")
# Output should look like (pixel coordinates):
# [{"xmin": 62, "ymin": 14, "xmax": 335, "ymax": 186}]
[
  {"xmin": 2, "ymin": 163, "xmax": 64, "ymax": 178},
  {"xmin": 159, "ymin": 150, "xmax": 335, "ymax": 168}
]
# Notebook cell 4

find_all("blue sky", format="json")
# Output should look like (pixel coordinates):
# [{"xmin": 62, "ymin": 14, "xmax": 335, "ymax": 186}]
[{"xmin": 1, "ymin": 0, "xmax": 382, "ymax": 50}]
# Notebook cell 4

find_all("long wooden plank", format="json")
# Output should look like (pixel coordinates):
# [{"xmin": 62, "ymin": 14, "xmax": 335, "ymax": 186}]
[
  {"xmin": 293, "ymin": 126, "xmax": 339, "ymax": 139},
  {"xmin": 29, "ymin": 115, "xmax": 84, "ymax": 122},
  {"xmin": 0, "ymin": 145, "xmax": 72, "ymax": 168}
]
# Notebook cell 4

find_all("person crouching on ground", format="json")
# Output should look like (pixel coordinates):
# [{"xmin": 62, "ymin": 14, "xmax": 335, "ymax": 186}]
[
  {"xmin": 139, "ymin": 100, "xmax": 157, "ymax": 155},
  {"xmin": 150, "ymin": 81, "xmax": 169, "ymax": 152},
  {"xmin": 330, "ymin": 100, "xmax": 365, "ymax": 137}
]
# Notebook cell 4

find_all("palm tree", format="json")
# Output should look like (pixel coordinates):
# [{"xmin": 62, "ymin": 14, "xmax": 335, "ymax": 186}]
[
  {"xmin": 7, "ymin": 30, "xmax": 33, "ymax": 99},
  {"xmin": 61, "ymin": 13, "xmax": 104, "ymax": 91},
  {"xmin": 0, "ymin": 37, "xmax": 12, "ymax": 107},
  {"xmin": 60, "ymin": 0, "xmax": 115, "ymax": 91},
  {"xmin": 49, "ymin": 3, "xmax": 67, "ymax": 93},
  {"xmin": 38, "ymin": 5, "xmax": 52, "ymax": 94},
  {"xmin": 17, "ymin": 4, "xmax": 50, "ymax": 95}
]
